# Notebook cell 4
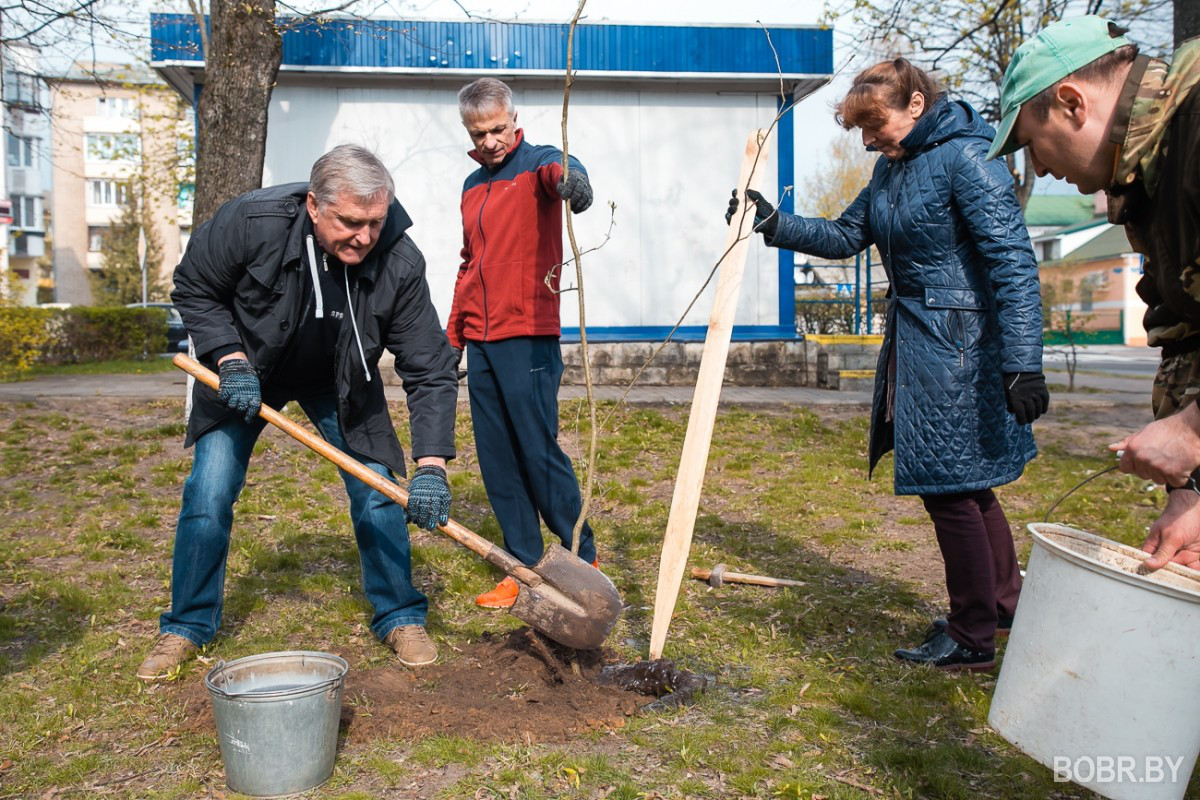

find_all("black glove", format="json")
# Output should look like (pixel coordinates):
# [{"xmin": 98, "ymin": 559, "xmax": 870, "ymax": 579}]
[
  {"xmin": 724, "ymin": 188, "xmax": 778, "ymax": 237},
  {"xmin": 451, "ymin": 347, "xmax": 467, "ymax": 381},
  {"xmin": 217, "ymin": 358, "xmax": 261, "ymax": 422},
  {"xmin": 556, "ymin": 171, "xmax": 593, "ymax": 213},
  {"xmin": 407, "ymin": 464, "xmax": 451, "ymax": 530},
  {"xmin": 1003, "ymin": 372, "xmax": 1049, "ymax": 425}
]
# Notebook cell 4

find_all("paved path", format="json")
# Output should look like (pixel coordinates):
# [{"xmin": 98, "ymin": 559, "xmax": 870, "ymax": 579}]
[{"xmin": 0, "ymin": 368, "xmax": 1153, "ymax": 408}]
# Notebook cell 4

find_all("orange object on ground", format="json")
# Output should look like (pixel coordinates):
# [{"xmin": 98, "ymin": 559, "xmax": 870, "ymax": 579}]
[
  {"xmin": 475, "ymin": 560, "xmax": 601, "ymax": 609},
  {"xmin": 475, "ymin": 576, "xmax": 520, "ymax": 608}
]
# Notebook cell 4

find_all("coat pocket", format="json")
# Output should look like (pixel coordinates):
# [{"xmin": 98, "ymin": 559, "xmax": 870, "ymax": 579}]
[{"xmin": 924, "ymin": 287, "xmax": 987, "ymax": 368}]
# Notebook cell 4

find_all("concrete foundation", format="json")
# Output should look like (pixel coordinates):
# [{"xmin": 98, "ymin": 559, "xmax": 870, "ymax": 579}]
[{"xmin": 380, "ymin": 335, "xmax": 883, "ymax": 390}]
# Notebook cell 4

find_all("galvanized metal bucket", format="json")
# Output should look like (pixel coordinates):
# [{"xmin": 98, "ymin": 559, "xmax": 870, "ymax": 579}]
[{"xmin": 205, "ymin": 651, "xmax": 348, "ymax": 798}]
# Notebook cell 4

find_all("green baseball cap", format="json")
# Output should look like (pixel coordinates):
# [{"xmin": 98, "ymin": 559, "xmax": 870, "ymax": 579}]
[{"xmin": 987, "ymin": 16, "xmax": 1131, "ymax": 160}]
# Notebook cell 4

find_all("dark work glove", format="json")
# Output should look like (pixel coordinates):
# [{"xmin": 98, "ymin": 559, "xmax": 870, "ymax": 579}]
[
  {"xmin": 1003, "ymin": 372, "xmax": 1050, "ymax": 425},
  {"xmin": 217, "ymin": 358, "xmax": 261, "ymax": 422},
  {"xmin": 724, "ymin": 188, "xmax": 778, "ymax": 237},
  {"xmin": 451, "ymin": 347, "xmax": 466, "ymax": 381},
  {"xmin": 556, "ymin": 171, "xmax": 593, "ymax": 213},
  {"xmin": 407, "ymin": 464, "xmax": 451, "ymax": 530}
]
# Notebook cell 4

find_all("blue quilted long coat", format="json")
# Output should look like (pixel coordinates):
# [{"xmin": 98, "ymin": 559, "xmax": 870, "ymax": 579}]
[{"xmin": 771, "ymin": 96, "xmax": 1042, "ymax": 495}]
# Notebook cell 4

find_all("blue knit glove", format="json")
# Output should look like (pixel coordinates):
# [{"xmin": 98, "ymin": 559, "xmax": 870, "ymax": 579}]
[
  {"xmin": 556, "ymin": 171, "xmax": 593, "ymax": 213},
  {"xmin": 217, "ymin": 358, "xmax": 261, "ymax": 422},
  {"xmin": 407, "ymin": 464, "xmax": 451, "ymax": 530}
]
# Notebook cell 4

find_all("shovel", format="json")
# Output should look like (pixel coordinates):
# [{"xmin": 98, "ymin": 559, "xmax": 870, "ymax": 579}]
[{"xmin": 173, "ymin": 354, "xmax": 622, "ymax": 650}]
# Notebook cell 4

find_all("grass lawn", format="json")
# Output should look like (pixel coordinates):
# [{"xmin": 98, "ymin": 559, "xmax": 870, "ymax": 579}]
[
  {"xmin": 0, "ymin": 393, "xmax": 1192, "ymax": 799},
  {"xmin": 5, "ymin": 358, "xmax": 179, "ymax": 381}
]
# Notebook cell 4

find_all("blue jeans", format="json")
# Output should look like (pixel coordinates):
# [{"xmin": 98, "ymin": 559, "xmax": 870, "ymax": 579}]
[{"xmin": 160, "ymin": 393, "xmax": 427, "ymax": 645}]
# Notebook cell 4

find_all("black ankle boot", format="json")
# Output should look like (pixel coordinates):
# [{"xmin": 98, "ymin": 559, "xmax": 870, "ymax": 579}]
[
  {"xmin": 921, "ymin": 614, "xmax": 1015, "ymax": 644},
  {"xmin": 895, "ymin": 631, "xmax": 995, "ymax": 671}
]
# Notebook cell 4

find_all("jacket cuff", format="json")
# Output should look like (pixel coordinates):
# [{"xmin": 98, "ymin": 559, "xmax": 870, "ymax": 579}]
[
  {"xmin": 206, "ymin": 343, "xmax": 245, "ymax": 364},
  {"xmin": 412, "ymin": 445, "xmax": 456, "ymax": 462}
]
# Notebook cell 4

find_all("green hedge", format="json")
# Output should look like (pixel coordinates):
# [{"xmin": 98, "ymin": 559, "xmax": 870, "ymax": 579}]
[
  {"xmin": 0, "ymin": 308, "xmax": 54, "ymax": 378},
  {"xmin": 0, "ymin": 307, "xmax": 169, "ymax": 377}
]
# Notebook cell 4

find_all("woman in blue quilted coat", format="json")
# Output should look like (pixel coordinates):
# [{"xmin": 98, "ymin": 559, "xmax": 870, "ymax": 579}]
[{"xmin": 728, "ymin": 59, "xmax": 1049, "ymax": 671}]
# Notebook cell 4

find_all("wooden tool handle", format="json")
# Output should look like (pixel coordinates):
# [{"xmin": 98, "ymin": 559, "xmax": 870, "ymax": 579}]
[
  {"xmin": 689, "ymin": 566, "xmax": 805, "ymax": 588},
  {"xmin": 173, "ymin": 354, "xmax": 539, "ymax": 584}
]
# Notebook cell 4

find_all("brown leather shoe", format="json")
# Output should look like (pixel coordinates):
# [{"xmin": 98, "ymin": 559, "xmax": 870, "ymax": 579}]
[
  {"xmin": 385, "ymin": 625, "xmax": 438, "ymax": 667},
  {"xmin": 136, "ymin": 633, "xmax": 198, "ymax": 681}
]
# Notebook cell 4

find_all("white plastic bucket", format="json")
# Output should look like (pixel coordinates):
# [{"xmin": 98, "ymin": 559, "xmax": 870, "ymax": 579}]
[
  {"xmin": 989, "ymin": 523, "xmax": 1200, "ymax": 800},
  {"xmin": 205, "ymin": 651, "xmax": 348, "ymax": 798}
]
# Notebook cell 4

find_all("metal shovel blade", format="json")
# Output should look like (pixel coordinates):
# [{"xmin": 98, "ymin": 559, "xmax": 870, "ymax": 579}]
[{"xmin": 510, "ymin": 544, "xmax": 623, "ymax": 650}]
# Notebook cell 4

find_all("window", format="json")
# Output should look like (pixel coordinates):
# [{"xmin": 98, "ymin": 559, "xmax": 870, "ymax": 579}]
[
  {"xmin": 84, "ymin": 133, "xmax": 140, "ymax": 162},
  {"xmin": 6, "ymin": 133, "xmax": 33, "ymax": 167},
  {"xmin": 4, "ymin": 71, "xmax": 39, "ymax": 107},
  {"xmin": 87, "ymin": 179, "xmax": 129, "ymax": 207},
  {"xmin": 178, "ymin": 182, "xmax": 194, "ymax": 210},
  {"xmin": 88, "ymin": 226, "xmax": 106, "ymax": 252},
  {"xmin": 11, "ymin": 195, "xmax": 39, "ymax": 229},
  {"xmin": 96, "ymin": 96, "xmax": 138, "ymax": 119}
]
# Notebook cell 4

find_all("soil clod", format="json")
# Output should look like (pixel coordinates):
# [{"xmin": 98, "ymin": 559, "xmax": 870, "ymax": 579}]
[{"xmin": 598, "ymin": 659, "xmax": 711, "ymax": 709}]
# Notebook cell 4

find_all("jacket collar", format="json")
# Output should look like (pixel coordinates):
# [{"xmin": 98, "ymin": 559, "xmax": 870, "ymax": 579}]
[
  {"xmin": 467, "ymin": 128, "xmax": 526, "ymax": 171},
  {"xmin": 1111, "ymin": 39, "xmax": 1200, "ymax": 196},
  {"xmin": 283, "ymin": 188, "xmax": 414, "ymax": 286},
  {"xmin": 897, "ymin": 95, "xmax": 992, "ymax": 158}
]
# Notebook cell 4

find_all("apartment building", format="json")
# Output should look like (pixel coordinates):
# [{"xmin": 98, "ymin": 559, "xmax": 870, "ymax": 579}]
[
  {"xmin": 48, "ymin": 64, "xmax": 193, "ymax": 305},
  {"xmin": 1, "ymin": 42, "xmax": 50, "ymax": 305}
]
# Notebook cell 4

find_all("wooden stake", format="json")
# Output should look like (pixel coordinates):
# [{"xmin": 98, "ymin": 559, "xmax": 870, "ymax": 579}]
[{"xmin": 648, "ymin": 130, "xmax": 770, "ymax": 660}]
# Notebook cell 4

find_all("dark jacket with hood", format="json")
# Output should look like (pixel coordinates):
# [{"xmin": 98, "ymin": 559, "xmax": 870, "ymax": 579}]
[
  {"xmin": 768, "ymin": 97, "xmax": 1041, "ymax": 494},
  {"xmin": 172, "ymin": 183, "xmax": 458, "ymax": 476}
]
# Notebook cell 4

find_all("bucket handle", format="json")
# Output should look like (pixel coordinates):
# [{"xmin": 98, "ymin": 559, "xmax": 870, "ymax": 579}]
[{"xmin": 207, "ymin": 659, "xmax": 345, "ymax": 700}]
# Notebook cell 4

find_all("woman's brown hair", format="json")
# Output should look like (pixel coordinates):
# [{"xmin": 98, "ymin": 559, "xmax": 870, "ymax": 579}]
[{"xmin": 835, "ymin": 58, "xmax": 942, "ymax": 130}]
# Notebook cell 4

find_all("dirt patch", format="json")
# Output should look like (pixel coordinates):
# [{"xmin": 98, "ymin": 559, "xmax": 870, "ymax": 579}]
[{"xmin": 174, "ymin": 629, "xmax": 705, "ymax": 745}]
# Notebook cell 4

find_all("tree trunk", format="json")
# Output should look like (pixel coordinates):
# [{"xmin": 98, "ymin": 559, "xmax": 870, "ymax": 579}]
[
  {"xmin": 1177, "ymin": 0, "xmax": 1200, "ymax": 49},
  {"xmin": 1004, "ymin": 151, "xmax": 1037, "ymax": 210},
  {"xmin": 192, "ymin": 0, "xmax": 281, "ymax": 227}
]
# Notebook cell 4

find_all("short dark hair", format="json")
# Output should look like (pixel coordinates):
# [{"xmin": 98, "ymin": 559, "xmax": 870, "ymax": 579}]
[{"xmin": 1024, "ymin": 43, "xmax": 1139, "ymax": 122}]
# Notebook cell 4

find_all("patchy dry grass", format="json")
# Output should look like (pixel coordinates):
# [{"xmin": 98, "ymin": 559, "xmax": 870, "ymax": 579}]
[{"xmin": 0, "ymin": 394, "xmax": 1193, "ymax": 799}]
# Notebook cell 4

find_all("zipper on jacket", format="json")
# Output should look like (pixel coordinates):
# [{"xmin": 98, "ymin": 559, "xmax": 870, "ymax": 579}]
[
  {"xmin": 951, "ymin": 309, "xmax": 965, "ymax": 367},
  {"xmin": 476, "ymin": 179, "xmax": 494, "ymax": 341}
]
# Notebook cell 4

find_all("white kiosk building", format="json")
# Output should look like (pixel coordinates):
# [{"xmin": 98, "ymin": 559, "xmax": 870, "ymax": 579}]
[{"xmin": 152, "ymin": 16, "xmax": 834, "ymax": 382}]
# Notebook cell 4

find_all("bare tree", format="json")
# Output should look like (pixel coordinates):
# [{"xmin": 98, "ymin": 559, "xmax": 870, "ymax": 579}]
[
  {"xmin": 1177, "ymin": 0, "xmax": 1199, "ymax": 47},
  {"xmin": 190, "ymin": 0, "xmax": 281, "ymax": 226},
  {"xmin": 801, "ymin": 132, "xmax": 877, "ymax": 218},
  {"xmin": 829, "ymin": 0, "xmax": 1174, "ymax": 208}
]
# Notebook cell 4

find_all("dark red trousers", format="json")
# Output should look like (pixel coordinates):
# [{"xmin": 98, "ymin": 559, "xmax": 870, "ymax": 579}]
[{"xmin": 920, "ymin": 488, "xmax": 1022, "ymax": 652}]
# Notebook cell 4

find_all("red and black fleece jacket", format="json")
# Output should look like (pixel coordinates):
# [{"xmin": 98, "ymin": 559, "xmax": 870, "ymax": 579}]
[{"xmin": 447, "ymin": 130, "xmax": 587, "ymax": 348}]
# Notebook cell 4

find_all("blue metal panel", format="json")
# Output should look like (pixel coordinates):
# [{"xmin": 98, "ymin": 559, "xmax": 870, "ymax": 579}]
[
  {"xmin": 776, "ymin": 95, "xmax": 796, "ymax": 332},
  {"xmin": 151, "ymin": 14, "xmax": 833, "ymax": 76}
]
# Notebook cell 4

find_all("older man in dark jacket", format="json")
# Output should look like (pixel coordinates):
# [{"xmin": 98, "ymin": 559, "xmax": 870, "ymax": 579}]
[{"xmin": 136, "ymin": 145, "xmax": 458, "ymax": 680}]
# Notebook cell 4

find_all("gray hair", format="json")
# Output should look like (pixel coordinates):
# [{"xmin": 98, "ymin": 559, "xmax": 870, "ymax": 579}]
[
  {"xmin": 309, "ymin": 144, "xmax": 395, "ymax": 208},
  {"xmin": 458, "ymin": 77, "xmax": 514, "ymax": 119}
]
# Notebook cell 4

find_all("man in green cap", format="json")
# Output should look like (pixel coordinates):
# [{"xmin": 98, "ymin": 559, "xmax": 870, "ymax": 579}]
[{"xmin": 989, "ymin": 16, "xmax": 1200, "ymax": 572}]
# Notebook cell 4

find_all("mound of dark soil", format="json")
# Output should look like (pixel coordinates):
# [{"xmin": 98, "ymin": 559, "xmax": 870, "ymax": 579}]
[{"xmin": 175, "ymin": 628, "xmax": 706, "ymax": 744}]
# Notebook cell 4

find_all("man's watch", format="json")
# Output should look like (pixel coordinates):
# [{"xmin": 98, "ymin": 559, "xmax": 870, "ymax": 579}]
[{"xmin": 1166, "ymin": 468, "xmax": 1200, "ymax": 495}]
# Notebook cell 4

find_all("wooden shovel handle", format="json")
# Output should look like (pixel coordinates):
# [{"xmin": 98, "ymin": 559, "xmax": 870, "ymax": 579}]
[{"xmin": 173, "ymin": 354, "xmax": 540, "ymax": 585}]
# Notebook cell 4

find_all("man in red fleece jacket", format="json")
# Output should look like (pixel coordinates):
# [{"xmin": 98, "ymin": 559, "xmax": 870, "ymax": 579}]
[{"xmin": 447, "ymin": 77, "xmax": 598, "ymax": 608}]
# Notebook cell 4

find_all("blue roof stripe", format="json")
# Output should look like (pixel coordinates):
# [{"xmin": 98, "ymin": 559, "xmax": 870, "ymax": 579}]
[{"xmin": 150, "ymin": 14, "xmax": 832, "ymax": 76}]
